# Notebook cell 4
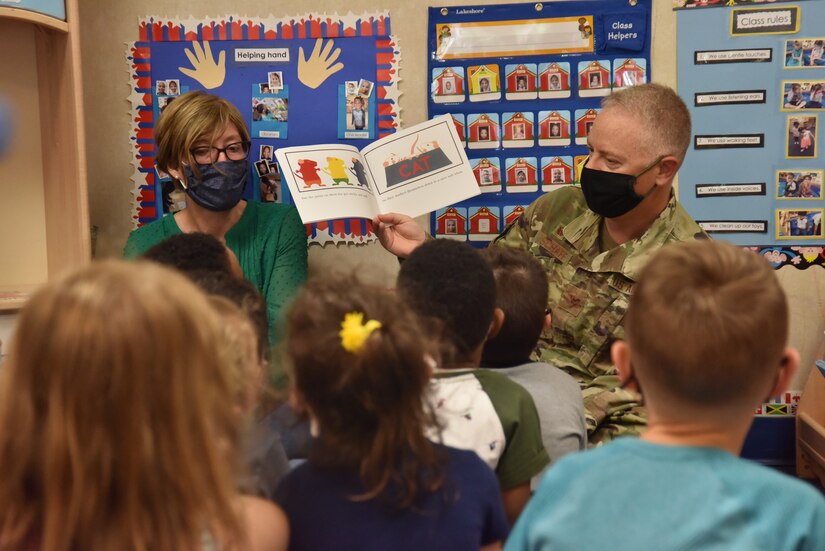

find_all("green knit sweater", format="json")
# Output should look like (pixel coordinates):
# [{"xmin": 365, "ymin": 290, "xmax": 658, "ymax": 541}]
[{"xmin": 124, "ymin": 201, "xmax": 308, "ymax": 336}]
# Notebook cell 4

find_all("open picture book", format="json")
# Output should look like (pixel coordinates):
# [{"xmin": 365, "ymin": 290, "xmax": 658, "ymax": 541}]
[{"xmin": 275, "ymin": 115, "xmax": 480, "ymax": 223}]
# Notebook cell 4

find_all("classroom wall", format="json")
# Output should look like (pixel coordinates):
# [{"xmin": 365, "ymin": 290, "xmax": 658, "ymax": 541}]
[{"xmin": 76, "ymin": 0, "xmax": 822, "ymax": 386}]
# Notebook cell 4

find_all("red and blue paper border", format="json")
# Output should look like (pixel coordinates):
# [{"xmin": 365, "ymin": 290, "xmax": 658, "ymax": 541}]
[{"xmin": 128, "ymin": 13, "xmax": 400, "ymax": 244}]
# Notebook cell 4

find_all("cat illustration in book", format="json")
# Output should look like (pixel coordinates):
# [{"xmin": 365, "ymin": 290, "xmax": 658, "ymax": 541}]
[
  {"xmin": 295, "ymin": 159, "xmax": 324, "ymax": 188},
  {"xmin": 322, "ymin": 157, "xmax": 352, "ymax": 185}
]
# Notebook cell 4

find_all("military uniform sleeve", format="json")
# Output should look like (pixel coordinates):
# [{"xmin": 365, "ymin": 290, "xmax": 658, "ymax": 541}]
[{"xmin": 491, "ymin": 199, "xmax": 539, "ymax": 253}]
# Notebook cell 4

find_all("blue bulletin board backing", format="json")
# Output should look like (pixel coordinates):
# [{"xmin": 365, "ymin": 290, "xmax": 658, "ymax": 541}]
[
  {"xmin": 129, "ymin": 14, "xmax": 400, "ymax": 244},
  {"xmin": 677, "ymin": 2, "xmax": 825, "ymax": 269},
  {"xmin": 427, "ymin": 0, "xmax": 652, "ymax": 245}
]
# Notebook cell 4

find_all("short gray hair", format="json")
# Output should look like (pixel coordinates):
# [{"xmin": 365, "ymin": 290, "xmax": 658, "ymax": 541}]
[{"xmin": 601, "ymin": 83, "xmax": 692, "ymax": 161}]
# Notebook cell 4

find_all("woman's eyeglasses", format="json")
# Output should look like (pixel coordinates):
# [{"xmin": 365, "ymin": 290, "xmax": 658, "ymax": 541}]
[{"xmin": 190, "ymin": 141, "xmax": 251, "ymax": 164}]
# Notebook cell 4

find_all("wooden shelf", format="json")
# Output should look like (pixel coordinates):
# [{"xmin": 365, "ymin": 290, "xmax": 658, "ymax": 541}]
[
  {"xmin": 0, "ymin": 285, "xmax": 37, "ymax": 313},
  {"xmin": 0, "ymin": 6, "xmax": 67, "ymax": 32},
  {"xmin": 0, "ymin": 0, "xmax": 88, "ymax": 313}
]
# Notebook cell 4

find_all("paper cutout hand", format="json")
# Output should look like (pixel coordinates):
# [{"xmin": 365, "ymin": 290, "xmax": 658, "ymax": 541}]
[
  {"xmin": 298, "ymin": 38, "xmax": 344, "ymax": 89},
  {"xmin": 179, "ymin": 41, "xmax": 226, "ymax": 90}
]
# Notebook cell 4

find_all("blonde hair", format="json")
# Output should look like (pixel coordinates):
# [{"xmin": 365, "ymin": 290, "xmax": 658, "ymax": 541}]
[
  {"xmin": 154, "ymin": 90, "xmax": 250, "ymax": 183},
  {"xmin": 626, "ymin": 240, "xmax": 788, "ymax": 407},
  {"xmin": 601, "ymin": 83, "xmax": 692, "ymax": 161},
  {"xmin": 0, "ymin": 261, "xmax": 244, "ymax": 551},
  {"xmin": 208, "ymin": 295, "xmax": 265, "ymax": 414}
]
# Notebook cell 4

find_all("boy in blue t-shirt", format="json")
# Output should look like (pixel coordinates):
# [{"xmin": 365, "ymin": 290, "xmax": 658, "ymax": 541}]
[
  {"xmin": 507, "ymin": 239, "xmax": 825, "ymax": 550},
  {"xmin": 398, "ymin": 239, "xmax": 549, "ymax": 524}
]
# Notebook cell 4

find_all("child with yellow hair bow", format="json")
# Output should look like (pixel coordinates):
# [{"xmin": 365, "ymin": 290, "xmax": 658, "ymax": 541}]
[{"xmin": 277, "ymin": 275, "xmax": 509, "ymax": 551}]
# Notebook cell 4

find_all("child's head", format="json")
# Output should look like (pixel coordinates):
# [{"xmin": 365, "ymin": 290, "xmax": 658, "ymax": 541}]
[
  {"xmin": 209, "ymin": 295, "xmax": 265, "ymax": 414},
  {"xmin": 0, "ymin": 261, "xmax": 243, "ymax": 549},
  {"xmin": 353, "ymin": 96, "xmax": 364, "ymax": 108},
  {"xmin": 614, "ymin": 240, "xmax": 798, "ymax": 420},
  {"xmin": 142, "ymin": 232, "xmax": 241, "ymax": 278},
  {"xmin": 191, "ymin": 270, "xmax": 270, "ymax": 362},
  {"xmin": 480, "ymin": 247, "xmax": 549, "ymax": 366},
  {"xmin": 397, "ymin": 239, "xmax": 496, "ymax": 364},
  {"xmin": 286, "ymin": 276, "xmax": 442, "ymax": 505}
]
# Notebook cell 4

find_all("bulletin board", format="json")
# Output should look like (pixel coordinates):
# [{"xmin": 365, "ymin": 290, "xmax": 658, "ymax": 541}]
[
  {"xmin": 128, "ymin": 13, "xmax": 400, "ymax": 244},
  {"xmin": 677, "ymin": 1, "xmax": 825, "ymax": 269},
  {"xmin": 426, "ymin": 0, "xmax": 652, "ymax": 244}
]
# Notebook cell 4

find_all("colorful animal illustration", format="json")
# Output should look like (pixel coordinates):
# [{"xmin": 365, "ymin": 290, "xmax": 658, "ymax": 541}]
[
  {"xmin": 321, "ymin": 156, "xmax": 351, "ymax": 185},
  {"xmin": 294, "ymin": 158, "xmax": 323, "ymax": 188},
  {"xmin": 349, "ymin": 158, "xmax": 370, "ymax": 188}
]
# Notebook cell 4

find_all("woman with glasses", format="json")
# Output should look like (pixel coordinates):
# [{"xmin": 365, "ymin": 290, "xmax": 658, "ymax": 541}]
[{"xmin": 124, "ymin": 91, "xmax": 307, "ymax": 337}]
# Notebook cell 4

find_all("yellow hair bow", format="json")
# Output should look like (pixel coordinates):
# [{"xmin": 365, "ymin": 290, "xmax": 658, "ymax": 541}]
[{"xmin": 339, "ymin": 312, "xmax": 382, "ymax": 353}]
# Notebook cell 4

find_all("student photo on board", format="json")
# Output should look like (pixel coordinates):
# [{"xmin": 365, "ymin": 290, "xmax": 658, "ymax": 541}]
[
  {"xmin": 479, "ymin": 77, "xmax": 491, "ymax": 93},
  {"xmin": 348, "ymin": 96, "xmax": 367, "ymax": 131},
  {"xmin": 255, "ymin": 160, "xmax": 270, "ymax": 176},
  {"xmin": 268, "ymin": 72, "xmax": 283, "ymax": 91},
  {"xmin": 787, "ymin": 116, "xmax": 817, "ymax": 158},
  {"xmin": 167, "ymin": 80, "xmax": 180, "ymax": 96},
  {"xmin": 358, "ymin": 79, "xmax": 374, "ymax": 97}
]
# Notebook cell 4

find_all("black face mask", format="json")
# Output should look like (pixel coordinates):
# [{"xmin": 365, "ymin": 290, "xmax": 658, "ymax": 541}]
[
  {"xmin": 580, "ymin": 155, "xmax": 663, "ymax": 218},
  {"xmin": 182, "ymin": 159, "xmax": 249, "ymax": 212}
]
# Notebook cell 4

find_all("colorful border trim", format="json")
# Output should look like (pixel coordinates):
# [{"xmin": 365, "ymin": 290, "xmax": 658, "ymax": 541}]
[
  {"xmin": 128, "ymin": 13, "xmax": 401, "ymax": 245},
  {"xmin": 750, "ymin": 245, "xmax": 825, "ymax": 269}
]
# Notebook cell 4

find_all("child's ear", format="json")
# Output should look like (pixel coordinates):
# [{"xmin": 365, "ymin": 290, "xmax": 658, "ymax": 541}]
[
  {"xmin": 612, "ymin": 340, "xmax": 638, "ymax": 391},
  {"xmin": 543, "ymin": 311, "xmax": 552, "ymax": 333},
  {"xmin": 487, "ymin": 307, "xmax": 505, "ymax": 341},
  {"xmin": 767, "ymin": 347, "xmax": 800, "ymax": 400}
]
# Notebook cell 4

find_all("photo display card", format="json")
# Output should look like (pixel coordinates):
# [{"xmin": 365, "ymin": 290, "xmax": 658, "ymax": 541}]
[
  {"xmin": 129, "ymin": 13, "xmax": 400, "ymax": 244},
  {"xmin": 677, "ymin": 1, "xmax": 825, "ymax": 268},
  {"xmin": 427, "ymin": 1, "xmax": 652, "ymax": 245}
]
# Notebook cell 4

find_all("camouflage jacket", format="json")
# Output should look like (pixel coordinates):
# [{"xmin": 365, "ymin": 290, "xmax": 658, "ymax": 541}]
[{"xmin": 493, "ymin": 186, "xmax": 706, "ymax": 390}]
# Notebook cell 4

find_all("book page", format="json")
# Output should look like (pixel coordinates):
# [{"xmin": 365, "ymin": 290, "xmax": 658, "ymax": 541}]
[
  {"xmin": 361, "ymin": 115, "xmax": 480, "ymax": 218},
  {"xmin": 275, "ymin": 144, "xmax": 379, "ymax": 224}
]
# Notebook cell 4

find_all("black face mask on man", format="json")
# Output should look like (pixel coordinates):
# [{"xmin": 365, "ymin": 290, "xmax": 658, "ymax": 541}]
[
  {"xmin": 580, "ymin": 155, "xmax": 664, "ymax": 218},
  {"xmin": 182, "ymin": 159, "xmax": 249, "ymax": 212}
]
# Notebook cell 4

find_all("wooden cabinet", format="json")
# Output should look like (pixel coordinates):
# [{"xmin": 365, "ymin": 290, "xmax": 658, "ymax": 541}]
[{"xmin": 0, "ymin": 0, "xmax": 88, "ymax": 312}]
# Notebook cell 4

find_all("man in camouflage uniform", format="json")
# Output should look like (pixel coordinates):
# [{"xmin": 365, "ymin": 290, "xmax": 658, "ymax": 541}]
[{"xmin": 374, "ymin": 83, "xmax": 706, "ymax": 444}]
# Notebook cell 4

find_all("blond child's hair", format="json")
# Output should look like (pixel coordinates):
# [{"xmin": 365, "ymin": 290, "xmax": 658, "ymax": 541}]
[
  {"xmin": 626, "ymin": 240, "xmax": 788, "ymax": 408},
  {"xmin": 0, "ymin": 261, "xmax": 245, "ymax": 550},
  {"xmin": 209, "ymin": 295, "xmax": 265, "ymax": 414}
]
